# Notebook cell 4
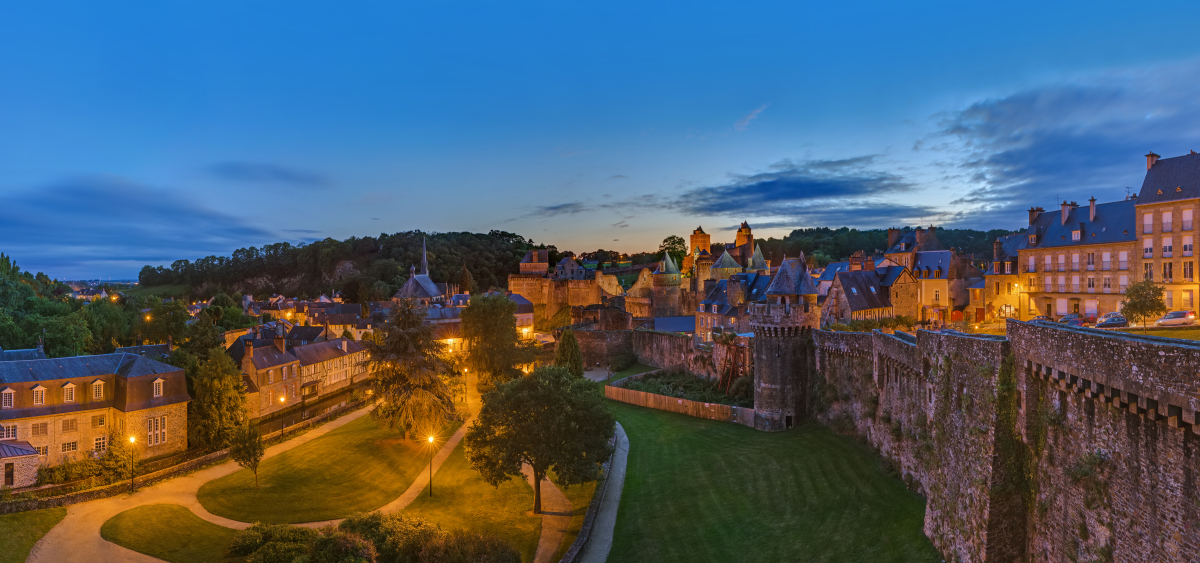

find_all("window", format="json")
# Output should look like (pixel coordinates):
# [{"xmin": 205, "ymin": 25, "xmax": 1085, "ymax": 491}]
[
  {"xmin": 1, "ymin": 390, "xmax": 11, "ymax": 409},
  {"xmin": 1164, "ymin": 237, "xmax": 1174, "ymax": 258},
  {"xmin": 1087, "ymin": 277, "xmax": 1095, "ymax": 291},
  {"xmin": 1186, "ymin": 209, "xmax": 1194, "ymax": 231},
  {"xmin": 0, "ymin": 424, "xmax": 15, "ymax": 440},
  {"xmin": 995, "ymin": 282, "xmax": 1000, "ymax": 295},
  {"xmin": 1071, "ymin": 275, "xmax": 1079, "ymax": 292},
  {"xmin": 1167, "ymin": 290, "xmax": 1174, "ymax": 308},
  {"xmin": 1058, "ymin": 254, "xmax": 1066, "ymax": 271},
  {"xmin": 1144, "ymin": 213, "xmax": 1153, "ymax": 234},
  {"xmin": 1029, "ymin": 235, "xmax": 1036, "ymax": 245},
  {"xmin": 92, "ymin": 382, "xmax": 103, "ymax": 399},
  {"xmin": 153, "ymin": 379, "xmax": 164, "ymax": 397},
  {"xmin": 1164, "ymin": 262, "xmax": 1174, "ymax": 282},
  {"xmin": 31, "ymin": 422, "xmax": 47, "ymax": 437},
  {"xmin": 147, "ymin": 416, "xmax": 167, "ymax": 446},
  {"xmin": 1119, "ymin": 251, "xmax": 1129, "ymax": 270},
  {"xmin": 1072, "ymin": 254, "xmax": 1080, "ymax": 271},
  {"xmin": 1058, "ymin": 275, "xmax": 1066, "ymax": 292},
  {"xmin": 1006, "ymin": 282, "xmax": 1012, "ymax": 295},
  {"xmin": 268, "ymin": 370, "xmax": 274, "ymax": 384},
  {"xmin": 61, "ymin": 441, "xmax": 77, "ymax": 453},
  {"xmin": 1044, "ymin": 275, "xmax": 1052, "ymax": 292},
  {"xmin": 1028, "ymin": 256, "xmax": 1036, "ymax": 272},
  {"xmin": 1164, "ymin": 211, "xmax": 1173, "ymax": 232},
  {"xmin": 33, "ymin": 388, "xmax": 44, "ymax": 405},
  {"xmin": 933, "ymin": 290, "xmax": 940, "ymax": 303},
  {"xmin": 1087, "ymin": 252, "xmax": 1095, "ymax": 268},
  {"xmin": 1187, "ymin": 290, "xmax": 1195, "ymax": 309},
  {"xmin": 1186, "ymin": 261, "xmax": 1195, "ymax": 282},
  {"xmin": 1005, "ymin": 262, "xmax": 1012, "ymax": 274},
  {"xmin": 1103, "ymin": 276, "xmax": 1111, "ymax": 291},
  {"xmin": 1186, "ymin": 236, "xmax": 1194, "ymax": 257},
  {"xmin": 62, "ymin": 418, "xmax": 77, "ymax": 433},
  {"xmin": 1045, "ymin": 255, "xmax": 1052, "ymax": 271},
  {"xmin": 94, "ymin": 435, "xmax": 107, "ymax": 452},
  {"xmin": 1102, "ymin": 251, "xmax": 1111, "ymax": 270},
  {"xmin": 1119, "ymin": 274, "xmax": 1129, "ymax": 292},
  {"xmin": 63, "ymin": 384, "xmax": 75, "ymax": 403},
  {"xmin": 1144, "ymin": 263, "xmax": 1154, "ymax": 281},
  {"xmin": 91, "ymin": 414, "xmax": 106, "ymax": 428},
  {"xmin": 1072, "ymin": 230, "xmax": 1081, "ymax": 241},
  {"xmin": 1144, "ymin": 238, "xmax": 1154, "ymax": 258},
  {"xmin": 35, "ymin": 446, "xmax": 47, "ymax": 456}
]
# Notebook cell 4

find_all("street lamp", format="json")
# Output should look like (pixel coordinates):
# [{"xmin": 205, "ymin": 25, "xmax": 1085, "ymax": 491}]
[
  {"xmin": 427, "ymin": 436, "xmax": 436, "ymax": 497},
  {"xmin": 128, "ymin": 436, "xmax": 136, "ymax": 494}
]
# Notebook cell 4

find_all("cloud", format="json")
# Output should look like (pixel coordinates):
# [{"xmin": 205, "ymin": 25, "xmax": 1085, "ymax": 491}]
[
  {"xmin": 734, "ymin": 104, "xmax": 769, "ymax": 131},
  {"xmin": 535, "ymin": 202, "xmax": 590, "ymax": 216},
  {"xmin": 931, "ymin": 59, "xmax": 1200, "ymax": 225},
  {"xmin": 606, "ymin": 175, "xmax": 628, "ymax": 180},
  {"xmin": 283, "ymin": 229, "xmax": 321, "ymax": 234},
  {"xmin": 208, "ymin": 161, "xmax": 331, "ymax": 188},
  {"xmin": 0, "ymin": 176, "xmax": 275, "ymax": 278}
]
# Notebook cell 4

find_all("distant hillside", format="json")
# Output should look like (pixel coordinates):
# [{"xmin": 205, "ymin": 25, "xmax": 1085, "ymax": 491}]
[
  {"xmin": 757, "ymin": 226, "xmax": 1020, "ymax": 266},
  {"xmin": 138, "ymin": 230, "xmax": 568, "ymax": 302}
]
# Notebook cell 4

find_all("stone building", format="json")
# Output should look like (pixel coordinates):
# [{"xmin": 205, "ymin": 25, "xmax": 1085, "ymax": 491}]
[
  {"xmin": 697, "ymin": 271, "xmax": 772, "ymax": 342},
  {"xmin": 651, "ymin": 252, "xmax": 684, "ymax": 317},
  {"xmin": 748, "ymin": 256, "xmax": 820, "ymax": 431},
  {"xmin": 982, "ymin": 233, "xmax": 1026, "ymax": 322},
  {"xmin": 393, "ymin": 242, "xmax": 456, "ymax": 307},
  {"xmin": 821, "ymin": 254, "xmax": 917, "ymax": 324},
  {"xmin": 681, "ymin": 226, "xmax": 711, "ymax": 273},
  {"xmin": 1019, "ymin": 197, "xmax": 1136, "ymax": 320},
  {"xmin": 1134, "ymin": 151, "xmax": 1200, "ymax": 311},
  {"xmin": 884, "ymin": 226, "xmax": 944, "ymax": 269},
  {"xmin": 518, "ymin": 249, "xmax": 549, "ymax": 275},
  {"xmin": 0, "ymin": 354, "xmax": 190, "ymax": 488},
  {"xmin": 554, "ymin": 256, "xmax": 588, "ymax": 280},
  {"xmin": 229, "ymin": 336, "xmax": 367, "ymax": 422}
]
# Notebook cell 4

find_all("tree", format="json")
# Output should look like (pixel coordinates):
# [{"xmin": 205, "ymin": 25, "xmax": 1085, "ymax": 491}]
[
  {"xmin": 364, "ymin": 298, "xmax": 457, "ymax": 439},
  {"xmin": 554, "ymin": 329, "xmax": 584, "ymax": 377},
  {"xmin": 229, "ymin": 422, "xmax": 266, "ymax": 488},
  {"xmin": 658, "ymin": 235, "xmax": 687, "ymax": 266},
  {"xmin": 1121, "ymin": 279, "xmax": 1167, "ymax": 332},
  {"xmin": 462, "ymin": 294, "xmax": 537, "ymax": 391},
  {"xmin": 143, "ymin": 299, "xmax": 191, "ymax": 345},
  {"xmin": 189, "ymin": 348, "xmax": 249, "ymax": 450},
  {"xmin": 460, "ymin": 265, "xmax": 477, "ymax": 294},
  {"xmin": 463, "ymin": 366, "xmax": 614, "ymax": 513}
]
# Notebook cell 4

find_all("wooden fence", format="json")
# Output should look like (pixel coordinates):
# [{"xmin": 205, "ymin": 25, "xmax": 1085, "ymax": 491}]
[{"xmin": 605, "ymin": 386, "xmax": 748, "ymax": 424}]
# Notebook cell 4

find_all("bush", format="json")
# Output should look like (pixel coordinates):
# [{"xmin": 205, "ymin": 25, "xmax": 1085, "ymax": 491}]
[
  {"xmin": 728, "ymin": 376, "xmax": 754, "ymax": 402},
  {"xmin": 622, "ymin": 368, "xmax": 749, "ymax": 407},
  {"xmin": 418, "ymin": 531, "xmax": 520, "ymax": 563},
  {"xmin": 339, "ymin": 512, "xmax": 447, "ymax": 563},
  {"xmin": 609, "ymin": 351, "xmax": 637, "ymax": 372},
  {"xmin": 248, "ymin": 542, "xmax": 310, "ymax": 563},
  {"xmin": 229, "ymin": 523, "xmax": 319, "ymax": 557},
  {"xmin": 305, "ymin": 528, "xmax": 378, "ymax": 563}
]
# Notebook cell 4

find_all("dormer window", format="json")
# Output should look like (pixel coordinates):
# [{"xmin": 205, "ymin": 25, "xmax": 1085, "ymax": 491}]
[
  {"xmin": 869, "ymin": 287, "xmax": 876, "ymax": 293},
  {"xmin": 32, "ymin": 385, "xmax": 45, "ymax": 405},
  {"xmin": 152, "ymin": 378, "xmax": 164, "ymax": 398},
  {"xmin": 1, "ymin": 388, "xmax": 12, "ymax": 409},
  {"xmin": 62, "ymin": 382, "xmax": 76, "ymax": 403},
  {"xmin": 1029, "ymin": 235, "xmax": 1036, "ymax": 245},
  {"xmin": 92, "ymin": 380, "xmax": 104, "ymax": 399},
  {"xmin": 1072, "ymin": 230, "xmax": 1081, "ymax": 241},
  {"xmin": 851, "ymin": 287, "xmax": 857, "ymax": 294}
]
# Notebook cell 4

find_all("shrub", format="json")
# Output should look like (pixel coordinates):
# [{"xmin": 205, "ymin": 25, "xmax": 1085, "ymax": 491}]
[
  {"xmin": 622, "ymin": 369, "xmax": 749, "ymax": 407},
  {"xmin": 728, "ymin": 376, "xmax": 754, "ymax": 402},
  {"xmin": 418, "ymin": 531, "xmax": 520, "ymax": 563},
  {"xmin": 248, "ymin": 542, "xmax": 310, "ymax": 563},
  {"xmin": 339, "ymin": 512, "xmax": 447, "ymax": 563},
  {"xmin": 229, "ymin": 523, "xmax": 319, "ymax": 558},
  {"xmin": 305, "ymin": 528, "xmax": 378, "ymax": 563},
  {"xmin": 609, "ymin": 351, "xmax": 637, "ymax": 372}
]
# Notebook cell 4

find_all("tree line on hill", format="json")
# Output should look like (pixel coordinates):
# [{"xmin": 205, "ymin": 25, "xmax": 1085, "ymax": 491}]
[{"xmin": 756, "ymin": 226, "xmax": 1019, "ymax": 267}]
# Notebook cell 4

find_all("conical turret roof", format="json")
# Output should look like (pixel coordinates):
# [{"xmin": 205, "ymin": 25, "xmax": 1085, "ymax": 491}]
[
  {"xmin": 712, "ymin": 250, "xmax": 741, "ymax": 270},
  {"xmin": 765, "ymin": 258, "xmax": 818, "ymax": 296},
  {"xmin": 748, "ymin": 245, "xmax": 768, "ymax": 270},
  {"xmin": 654, "ymin": 252, "xmax": 680, "ymax": 275}
]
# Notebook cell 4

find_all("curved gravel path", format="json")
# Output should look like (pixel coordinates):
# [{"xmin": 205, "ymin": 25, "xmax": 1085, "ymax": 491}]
[{"xmin": 578, "ymin": 421, "xmax": 629, "ymax": 563}]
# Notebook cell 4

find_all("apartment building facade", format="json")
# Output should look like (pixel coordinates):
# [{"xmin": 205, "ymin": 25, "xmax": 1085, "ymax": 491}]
[
  {"xmin": 0, "ymin": 354, "xmax": 189, "ymax": 488},
  {"xmin": 231, "ymin": 336, "xmax": 368, "ymax": 422},
  {"xmin": 1135, "ymin": 152, "xmax": 1200, "ymax": 311}
]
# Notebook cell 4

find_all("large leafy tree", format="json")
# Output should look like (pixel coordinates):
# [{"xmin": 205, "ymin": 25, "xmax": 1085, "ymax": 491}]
[
  {"xmin": 658, "ymin": 235, "xmax": 687, "ymax": 266},
  {"xmin": 462, "ymin": 293, "xmax": 537, "ymax": 391},
  {"xmin": 1121, "ymin": 280, "xmax": 1168, "ymax": 332},
  {"xmin": 229, "ymin": 422, "xmax": 266, "ymax": 488},
  {"xmin": 554, "ymin": 329, "xmax": 584, "ymax": 377},
  {"xmin": 460, "ymin": 265, "xmax": 477, "ymax": 295},
  {"xmin": 188, "ymin": 347, "xmax": 249, "ymax": 450},
  {"xmin": 364, "ymin": 298, "xmax": 457, "ymax": 438},
  {"xmin": 464, "ymin": 366, "xmax": 614, "ymax": 513},
  {"xmin": 143, "ymin": 299, "xmax": 191, "ymax": 345}
]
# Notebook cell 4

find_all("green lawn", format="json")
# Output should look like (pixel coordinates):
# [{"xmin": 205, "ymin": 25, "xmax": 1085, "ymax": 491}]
[
  {"xmin": 1117, "ymin": 327, "xmax": 1200, "ymax": 341},
  {"xmin": 402, "ymin": 447, "xmax": 541, "ymax": 563},
  {"xmin": 607, "ymin": 362, "xmax": 657, "ymax": 385},
  {"xmin": 608, "ymin": 401, "xmax": 940, "ymax": 562},
  {"xmin": 549, "ymin": 469, "xmax": 598, "ymax": 561},
  {"xmin": 0, "ymin": 507, "xmax": 66, "ymax": 563},
  {"xmin": 101, "ymin": 504, "xmax": 239, "ymax": 563},
  {"xmin": 198, "ymin": 414, "xmax": 451, "ymax": 523}
]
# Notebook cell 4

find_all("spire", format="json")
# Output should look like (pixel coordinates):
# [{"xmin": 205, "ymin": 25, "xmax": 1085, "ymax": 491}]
[
  {"xmin": 410, "ymin": 264, "xmax": 416, "ymax": 279},
  {"xmin": 748, "ymin": 245, "xmax": 768, "ymax": 271},
  {"xmin": 421, "ymin": 237, "xmax": 429, "ymax": 276}
]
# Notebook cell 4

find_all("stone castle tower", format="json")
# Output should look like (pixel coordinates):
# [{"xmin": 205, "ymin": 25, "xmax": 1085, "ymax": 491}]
[
  {"xmin": 682, "ymin": 225, "xmax": 711, "ymax": 274},
  {"xmin": 749, "ymin": 255, "xmax": 820, "ymax": 431},
  {"xmin": 652, "ymin": 251, "xmax": 684, "ymax": 317},
  {"xmin": 735, "ymin": 221, "xmax": 754, "ymax": 249}
]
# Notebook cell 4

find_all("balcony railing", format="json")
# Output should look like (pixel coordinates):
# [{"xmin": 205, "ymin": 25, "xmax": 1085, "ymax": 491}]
[
  {"xmin": 1144, "ymin": 249, "xmax": 1154, "ymax": 258},
  {"xmin": 1103, "ymin": 287, "xmax": 1112, "ymax": 294},
  {"xmin": 1087, "ymin": 286, "xmax": 1095, "ymax": 294},
  {"xmin": 1058, "ymin": 265, "xmax": 1066, "ymax": 272},
  {"xmin": 1058, "ymin": 284, "xmax": 1066, "ymax": 292},
  {"xmin": 1071, "ymin": 284, "xmax": 1080, "ymax": 293},
  {"xmin": 1164, "ymin": 251, "xmax": 1173, "ymax": 258},
  {"xmin": 1087, "ymin": 264, "xmax": 1095, "ymax": 271},
  {"xmin": 1185, "ymin": 220, "xmax": 1193, "ymax": 230},
  {"xmin": 1044, "ymin": 284, "xmax": 1052, "ymax": 292},
  {"xmin": 1164, "ymin": 222, "xmax": 1174, "ymax": 232},
  {"xmin": 1145, "ymin": 226, "xmax": 1153, "ymax": 234},
  {"xmin": 1119, "ymin": 261, "xmax": 1129, "ymax": 270},
  {"xmin": 1102, "ymin": 261, "xmax": 1111, "ymax": 270}
]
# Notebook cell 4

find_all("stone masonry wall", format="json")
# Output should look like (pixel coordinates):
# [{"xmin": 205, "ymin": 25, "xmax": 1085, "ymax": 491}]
[
  {"xmin": 574, "ymin": 330, "xmax": 634, "ymax": 369},
  {"xmin": 1008, "ymin": 320, "xmax": 1200, "ymax": 562},
  {"xmin": 631, "ymin": 329, "xmax": 717, "ymax": 378}
]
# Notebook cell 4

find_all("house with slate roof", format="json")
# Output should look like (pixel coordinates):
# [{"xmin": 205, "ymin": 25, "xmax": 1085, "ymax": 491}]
[
  {"xmin": 554, "ymin": 256, "xmax": 588, "ymax": 280},
  {"xmin": 0, "ymin": 354, "xmax": 189, "ymax": 488},
  {"xmin": 821, "ymin": 251, "xmax": 918, "ymax": 324},
  {"xmin": 1133, "ymin": 151, "xmax": 1200, "ymax": 315},
  {"xmin": 982, "ymin": 233, "xmax": 1027, "ymax": 322},
  {"xmin": 697, "ymin": 271, "xmax": 773, "ymax": 341},
  {"xmin": 228, "ymin": 333, "xmax": 367, "ymax": 422},
  {"xmin": 393, "ymin": 240, "xmax": 456, "ymax": 306},
  {"xmin": 1019, "ymin": 195, "xmax": 1137, "ymax": 320},
  {"xmin": 0, "ymin": 344, "xmax": 47, "ymax": 362}
]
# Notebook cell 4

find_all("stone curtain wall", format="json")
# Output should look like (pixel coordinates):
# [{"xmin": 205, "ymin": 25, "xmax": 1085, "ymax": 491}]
[
  {"xmin": 507, "ymin": 276, "xmax": 603, "ymax": 311},
  {"xmin": 813, "ymin": 329, "xmax": 1017, "ymax": 562},
  {"xmin": 573, "ymin": 330, "xmax": 634, "ymax": 368},
  {"xmin": 752, "ymin": 329, "xmax": 816, "ymax": 431},
  {"xmin": 631, "ymin": 329, "xmax": 717, "ymax": 378},
  {"xmin": 1008, "ymin": 320, "xmax": 1200, "ymax": 562}
]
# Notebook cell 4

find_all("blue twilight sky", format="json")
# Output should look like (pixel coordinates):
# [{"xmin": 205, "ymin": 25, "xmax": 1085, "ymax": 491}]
[{"xmin": 5, "ymin": 1, "xmax": 1200, "ymax": 279}]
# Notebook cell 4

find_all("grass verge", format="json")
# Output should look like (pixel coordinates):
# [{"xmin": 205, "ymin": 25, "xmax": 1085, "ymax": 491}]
[
  {"xmin": 402, "ymin": 446, "xmax": 541, "ymax": 563},
  {"xmin": 1117, "ymin": 327, "xmax": 1200, "ymax": 340},
  {"xmin": 0, "ymin": 506, "xmax": 66, "ymax": 563},
  {"xmin": 101, "ymin": 504, "xmax": 238, "ymax": 563},
  {"xmin": 607, "ymin": 401, "xmax": 940, "ymax": 562},
  {"xmin": 606, "ymin": 362, "xmax": 656, "ymax": 385},
  {"xmin": 548, "ymin": 469, "xmax": 599, "ymax": 561},
  {"xmin": 198, "ymin": 414, "xmax": 458, "ymax": 523}
]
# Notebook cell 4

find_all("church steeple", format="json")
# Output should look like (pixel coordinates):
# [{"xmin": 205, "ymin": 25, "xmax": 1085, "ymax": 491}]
[{"xmin": 421, "ymin": 237, "xmax": 429, "ymax": 276}]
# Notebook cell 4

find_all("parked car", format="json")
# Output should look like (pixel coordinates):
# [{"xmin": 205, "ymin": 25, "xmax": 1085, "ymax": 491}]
[
  {"xmin": 1058, "ymin": 313, "xmax": 1083, "ymax": 323},
  {"xmin": 1064, "ymin": 319, "xmax": 1088, "ymax": 327},
  {"xmin": 1155, "ymin": 310, "xmax": 1197, "ymax": 327},
  {"xmin": 1096, "ymin": 316, "xmax": 1129, "ymax": 328},
  {"xmin": 1099, "ymin": 311, "xmax": 1124, "ymax": 321},
  {"xmin": 1031, "ymin": 315, "xmax": 1054, "ymax": 323}
]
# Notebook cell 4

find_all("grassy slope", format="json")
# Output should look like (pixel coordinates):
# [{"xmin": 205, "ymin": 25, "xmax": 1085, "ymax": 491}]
[
  {"xmin": 121, "ymin": 284, "xmax": 189, "ymax": 299},
  {"xmin": 608, "ymin": 401, "xmax": 940, "ymax": 563},
  {"xmin": 0, "ymin": 507, "xmax": 66, "ymax": 563},
  {"xmin": 101, "ymin": 504, "xmax": 239, "ymax": 563},
  {"xmin": 198, "ymin": 415, "xmax": 447, "ymax": 523},
  {"xmin": 402, "ymin": 447, "xmax": 541, "ymax": 563},
  {"xmin": 606, "ymin": 362, "xmax": 656, "ymax": 385},
  {"xmin": 549, "ymin": 470, "xmax": 598, "ymax": 561}
]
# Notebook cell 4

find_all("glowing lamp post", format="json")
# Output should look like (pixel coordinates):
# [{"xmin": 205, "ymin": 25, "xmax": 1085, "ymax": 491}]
[
  {"xmin": 427, "ymin": 436, "xmax": 436, "ymax": 497},
  {"xmin": 128, "ymin": 436, "xmax": 136, "ymax": 493}
]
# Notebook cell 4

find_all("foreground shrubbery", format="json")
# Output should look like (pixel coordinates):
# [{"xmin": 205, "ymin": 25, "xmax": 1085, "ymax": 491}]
[
  {"xmin": 228, "ymin": 512, "xmax": 520, "ymax": 563},
  {"xmin": 622, "ymin": 368, "xmax": 751, "ymax": 407},
  {"xmin": 826, "ymin": 316, "xmax": 917, "ymax": 333}
]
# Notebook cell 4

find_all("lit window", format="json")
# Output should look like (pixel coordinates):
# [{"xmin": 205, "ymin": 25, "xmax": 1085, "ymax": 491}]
[
  {"xmin": 91, "ymin": 414, "xmax": 106, "ymax": 428},
  {"xmin": 93, "ymin": 382, "xmax": 104, "ymax": 399},
  {"xmin": 1, "ymin": 390, "xmax": 11, "ymax": 409},
  {"xmin": 0, "ymin": 424, "xmax": 15, "ymax": 440},
  {"xmin": 63, "ymin": 384, "xmax": 75, "ymax": 403},
  {"xmin": 61, "ymin": 441, "xmax": 77, "ymax": 453},
  {"xmin": 94, "ymin": 435, "xmax": 107, "ymax": 452},
  {"xmin": 33, "ymin": 388, "xmax": 44, "ymax": 405},
  {"xmin": 153, "ymin": 379, "xmax": 164, "ymax": 397},
  {"xmin": 35, "ymin": 446, "xmax": 48, "ymax": 456}
]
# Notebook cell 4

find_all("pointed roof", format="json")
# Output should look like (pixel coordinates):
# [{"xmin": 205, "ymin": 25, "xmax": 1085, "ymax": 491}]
[
  {"xmin": 712, "ymin": 250, "xmax": 741, "ymax": 270},
  {"xmin": 654, "ymin": 252, "xmax": 680, "ymax": 275},
  {"xmin": 694, "ymin": 225, "xmax": 706, "ymax": 234},
  {"xmin": 748, "ymin": 246, "xmax": 768, "ymax": 270},
  {"xmin": 765, "ymin": 258, "xmax": 818, "ymax": 296}
]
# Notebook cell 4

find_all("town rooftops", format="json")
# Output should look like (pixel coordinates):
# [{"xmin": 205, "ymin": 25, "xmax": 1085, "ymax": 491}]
[
  {"xmin": 1025, "ymin": 199, "xmax": 1136, "ymax": 249},
  {"xmin": 286, "ymin": 326, "xmax": 326, "ymax": 342},
  {"xmin": 1137, "ymin": 152, "xmax": 1200, "ymax": 204},
  {"xmin": 748, "ymin": 246, "xmax": 768, "ymax": 270},
  {"xmin": 291, "ymin": 338, "xmax": 364, "ymax": 366},
  {"xmin": 885, "ymin": 227, "xmax": 946, "ymax": 255},
  {"xmin": 765, "ymin": 257, "xmax": 819, "ymax": 296},
  {"xmin": 0, "ymin": 440, "xmax": 38, "ymax": 460},
  {"xmin": 0, "ymin": 353, "xmax": 181, "ymax": 385},
  {"xmin": 711, "ymin": 250, "xmax": 741, "ymax": 270},
  {"xmin": 986, "ymin": 233, "xmax": 1028, "ymax": 275},
  {"xmin": 520, "ymin": 250, "xmax": 549, "ymax": 264},
  {"xmin": 113, "ymin": 343, "xmax": 172, "ymax": 359},
  {"xmin": 0, "ymin": 346, "xmax": 47, "ymax": 362},
  {"xmin": 914, "ymin": 251, "xmax": 952, "ymax": 278},
  {"xmin": 835, "ymin": 270, "xmax": 892, "ymax": 312}
]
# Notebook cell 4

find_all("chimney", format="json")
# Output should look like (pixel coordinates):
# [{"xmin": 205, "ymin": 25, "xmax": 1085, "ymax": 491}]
[
  {"xmin": 993, "ymin": 237, "xmax": 1003, "ymax": 262},
  {"xmin": 241, "ymin": 339, "xmax": 255, "ymax": 377},
  {"xmin": 341, "ymin": 339, "xmax": 348, "ymax": 352},
  {"xmin": 1028, "ymin": 206, "xmax": 1043, "ymax": 225},
  {"xmin": 1146, "ymin": 152, "xmax": 1161, "ymax": 170},
  {"xmin": 166, "ymin": 335, "xmax": 173, "ymax": 353},
  {"xmin": 274, "ymin": 334, "xmax": 286, "ymax": 353},
  {"xmin": 886, "ymin": 228, "xmax": 900, "ymax": 249},
  {"xmin": 1089, "ymin": 197, "xmax": 1097, "ymax": 222},
  {"xmin": 1061, "ymin": 201, "xmax": 1070, "ymax": 225}
]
